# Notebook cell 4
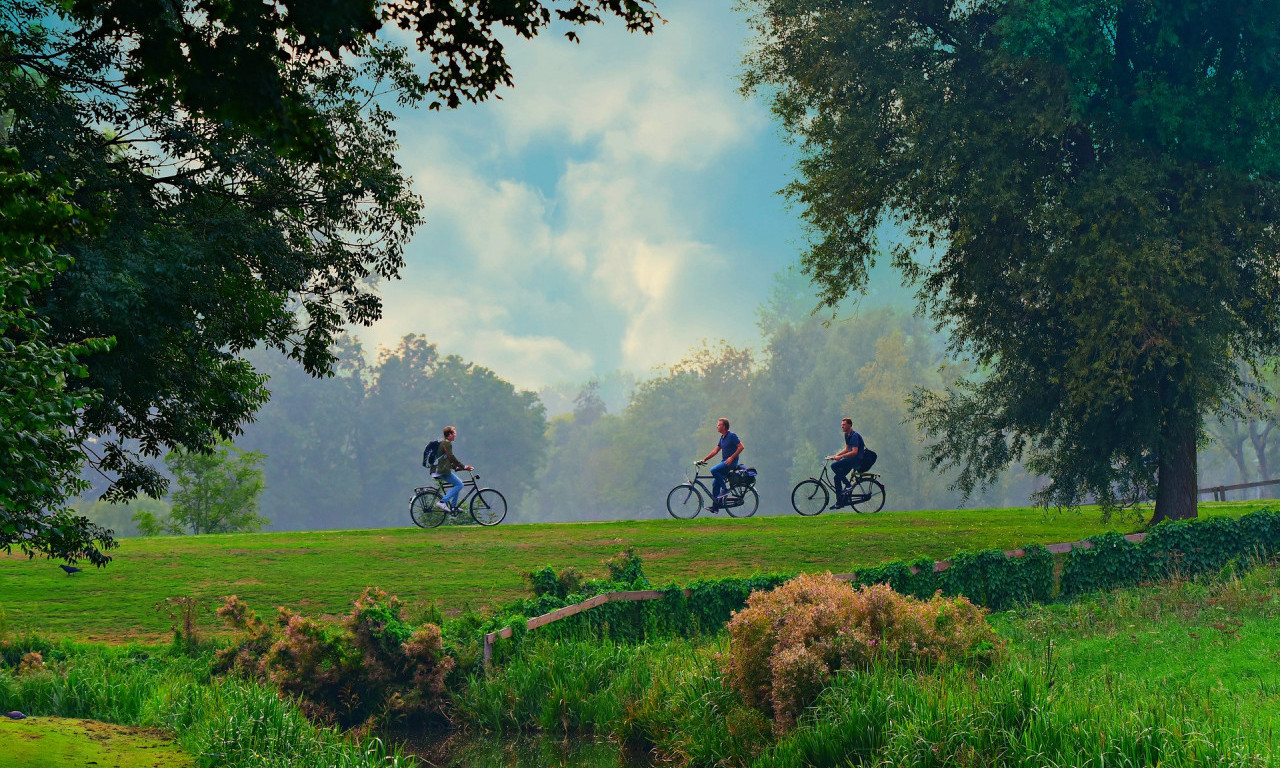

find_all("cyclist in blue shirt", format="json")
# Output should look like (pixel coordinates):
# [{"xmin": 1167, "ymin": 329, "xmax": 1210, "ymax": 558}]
[
  {"xmin": 827, "ymin": 417, "xmax": 864, "ymax": 509},
  {"xmin": 698, "ymin": 418, "xmax": 745, "ymax": 511}
]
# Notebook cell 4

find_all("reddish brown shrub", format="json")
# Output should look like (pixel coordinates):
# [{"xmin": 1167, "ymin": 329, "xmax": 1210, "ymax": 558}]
[
  {"xmin": 16, "ymin": 651, "xmax": 44, "ymax": 676},
  {"xmin": 725, "ymin": 573, "xmax": 1003, "ymax": 728},
  {"xmin": 215, "ymin": 587, "xmax": 454, "ymax": 729}
]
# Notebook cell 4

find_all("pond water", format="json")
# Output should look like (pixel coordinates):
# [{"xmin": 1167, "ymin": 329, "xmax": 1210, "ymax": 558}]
[{"xmin": 399, "ymin": 732, "xmax": 635, "ymax": 768}]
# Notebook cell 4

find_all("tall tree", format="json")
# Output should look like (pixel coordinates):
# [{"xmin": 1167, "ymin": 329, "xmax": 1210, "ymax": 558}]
[{"xmin": 742, "ymin": 0, "xmax": 1280, "ymax": 522}]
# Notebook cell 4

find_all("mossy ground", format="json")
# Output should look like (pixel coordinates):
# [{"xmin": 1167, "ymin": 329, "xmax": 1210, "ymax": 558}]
[{"xmin": 0, "ymin": 716, "xmax": 194, "ymax": 768}]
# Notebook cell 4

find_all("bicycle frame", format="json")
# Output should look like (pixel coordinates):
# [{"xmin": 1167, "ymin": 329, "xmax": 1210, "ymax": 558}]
[
  {"xmin": 416, "ymin": 470, "xmax": 481, "ymax": 508},
  {"xmin": 684, "ymin": 465, "xmax": 748, "ymax": 505},
  {"xmin": 810, "ymin": 464, "xmax": 877, "ymax": 502}
]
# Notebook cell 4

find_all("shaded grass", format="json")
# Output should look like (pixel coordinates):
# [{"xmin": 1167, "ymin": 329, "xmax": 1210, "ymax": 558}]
[{"xmin": 0, "ymin": 502, "xmax": 1258, "ymax": 642}]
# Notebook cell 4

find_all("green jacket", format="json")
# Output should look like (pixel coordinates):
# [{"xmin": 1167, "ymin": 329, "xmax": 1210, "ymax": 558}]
[{"xmin": 434, "ymin": 438, "xmax": 464, "ymax": 474}]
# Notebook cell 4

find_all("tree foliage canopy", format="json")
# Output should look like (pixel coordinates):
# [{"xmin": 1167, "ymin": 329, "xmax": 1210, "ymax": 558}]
[
  {"xmin": 742, "ymin": 0, "xmax": 1280, "ymax": 521},
  {"xmin": 0, "ymin": 150, "xmax": 117, "ymax": 564}
]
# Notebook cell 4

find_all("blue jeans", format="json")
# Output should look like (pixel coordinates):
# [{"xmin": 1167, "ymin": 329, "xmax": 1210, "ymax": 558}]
[
  {"xmin": 832, "ymin": 456, "xmax": 859, "ymax": 497},
  {"xmin": 441, "ymin": 472, "xmax": 464, "ymax": 508},
  {"xmin": 710, "ymin": 461, "xmax": 735, "ymax": 502}
]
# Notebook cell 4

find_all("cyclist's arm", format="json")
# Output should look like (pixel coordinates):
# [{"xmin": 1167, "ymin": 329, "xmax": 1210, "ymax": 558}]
[
  {"xmin": 729, "ymin": 442, "xmax": 745, "ymax": 463},
  {"xmin": 442, "ymin": 441, "xmax": 468, "ymax": 471},
  {"xmin": 830, "ymin": 446, "xmax": 858, "ymax": 460},
  {"xmin": 699, "ymin": 447, "xmax": 719, "ymax": 463}
]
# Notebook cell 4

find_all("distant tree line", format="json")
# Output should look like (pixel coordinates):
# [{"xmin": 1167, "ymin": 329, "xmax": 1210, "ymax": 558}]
[
  {"xmin": 76, "ymin": 267, "xmax": 1278, "ymax": 533},
  {"xmin": 234, "ymin": 336, "xmax": 546, "ymax": 530},
  {"xmin": 527, "ymin": 273, "xmax": 1037, "ymax": 521}
]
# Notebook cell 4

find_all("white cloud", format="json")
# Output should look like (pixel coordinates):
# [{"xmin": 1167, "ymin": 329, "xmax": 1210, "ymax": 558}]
[{"xmin": 358, "ymin": 1, "xmax": 784, "ymax": 387}]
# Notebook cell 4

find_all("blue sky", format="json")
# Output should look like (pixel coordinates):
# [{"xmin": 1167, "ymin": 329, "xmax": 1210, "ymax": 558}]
[{"xmin": 356, "ymin": 1, "xmax": 900, "ymax": 389}]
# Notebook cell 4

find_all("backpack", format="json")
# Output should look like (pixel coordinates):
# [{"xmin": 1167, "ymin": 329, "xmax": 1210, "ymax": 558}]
[
  {"xmin": 730, "ymin": 466, "xmax": 757, "ymax": 488},
  {"xmin": 422, "ymin": 440, "xmax": 441, "ymax": 470}
]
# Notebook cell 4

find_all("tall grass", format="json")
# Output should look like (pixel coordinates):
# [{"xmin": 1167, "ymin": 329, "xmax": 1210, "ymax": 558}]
[
  {"xmin": 760, "ymin": 662, "xmax": 1269, "ymax": 767},
  {"xmin": 0, "ymin": 644, "xmax": 414, "ymax": 768}
]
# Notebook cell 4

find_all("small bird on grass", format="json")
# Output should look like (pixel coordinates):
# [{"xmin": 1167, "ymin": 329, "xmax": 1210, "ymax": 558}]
[
  {"xmin": 59, "ymin": 564, "xmax": 83, "ymax": 575},
  {"xmin": 3, "ymin": 711, "xmax": 25, "ymax": 720}
]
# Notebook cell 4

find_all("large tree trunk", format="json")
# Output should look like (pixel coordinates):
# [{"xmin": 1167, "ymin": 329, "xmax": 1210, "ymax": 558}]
[{"xmin": 1151, "ymin": 417, "xmax": 1198, "ymax": 524}]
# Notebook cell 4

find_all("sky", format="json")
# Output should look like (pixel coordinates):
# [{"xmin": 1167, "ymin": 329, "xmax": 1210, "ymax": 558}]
[{"xmin": 355, "ymin": 1, "xmax": 809, "ymax": 390}]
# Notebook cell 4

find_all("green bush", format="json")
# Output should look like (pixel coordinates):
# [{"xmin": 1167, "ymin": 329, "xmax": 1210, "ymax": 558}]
[
  {"xmin": 940, "ymin": 544, "xmax": 1054, "ymax": 610},
  {"xmin": 851, "ymin": 557, "xmax": 939, "ymax": 599},
  {"xmin": 1059, "ymin": 531, "xmax": 1150, "ymax": 598}
]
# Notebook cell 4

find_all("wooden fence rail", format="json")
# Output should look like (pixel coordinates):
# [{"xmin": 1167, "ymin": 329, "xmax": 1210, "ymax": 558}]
[
  {"xmin": 1199, "ymin": 478, "xmax": 1280, "ymax": 502},
  {"xmin": 481, "ymin": 531, "xmax": 1150, "ymax": 666}
]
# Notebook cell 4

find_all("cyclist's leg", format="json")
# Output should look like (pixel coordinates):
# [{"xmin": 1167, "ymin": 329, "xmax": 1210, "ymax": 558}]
[
  {"xmin": 441, "ymin": 472, "xmax": 464, "ymax": 508},
  {"xmin": 710, "ymin": 461, "xmax": 730, "ymax": 503},
  {"xmin": 832, "ymin": 457, "xmax": 856, "ymax": 497}
]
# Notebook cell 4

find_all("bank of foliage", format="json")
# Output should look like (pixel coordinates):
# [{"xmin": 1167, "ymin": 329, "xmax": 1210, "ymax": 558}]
[
  {"xmin": 215, "ymin": 587, "xmax": 453, "ymax": 730},
  {"xmin": 455, "ymin": 561, "xmax": 1279, "ymax": 766},
  {"xmin": 724, "ymin": 575, "xmax": 1003, "ymax": 728}
]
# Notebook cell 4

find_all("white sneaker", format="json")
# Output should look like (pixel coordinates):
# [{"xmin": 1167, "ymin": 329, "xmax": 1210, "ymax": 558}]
[{"xmin": 436, "ymin": 501, "xmax": 451, "ymax": 513}]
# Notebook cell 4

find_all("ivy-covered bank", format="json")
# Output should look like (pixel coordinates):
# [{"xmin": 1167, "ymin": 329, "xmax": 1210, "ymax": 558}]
[{"xmin": 469, "ymin": 508, "xmax": 1280, "ymax": 665}]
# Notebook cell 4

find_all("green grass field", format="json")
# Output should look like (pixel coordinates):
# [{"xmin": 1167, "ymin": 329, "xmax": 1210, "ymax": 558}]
[{"xmin": 0, "ymin": 502, "xmax": 1260, "ymax": 642}]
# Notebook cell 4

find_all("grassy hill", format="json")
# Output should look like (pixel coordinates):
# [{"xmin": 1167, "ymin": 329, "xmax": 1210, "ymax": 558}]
[{"xmin": 0, "ymin": 502, "xmax": 1259, "ymax": 642}]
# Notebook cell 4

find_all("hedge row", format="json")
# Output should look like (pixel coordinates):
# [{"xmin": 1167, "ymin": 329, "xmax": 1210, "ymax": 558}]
[
  {"xmin": 853, "ymin": 508, "xmax": 1280, "ymax": 607},
  {"xmin": 479, "ymin": 508, "xmax": 1280, "ymax": 663},
  {"xmin": 1058, "ymin": 509, "xmax": 1280, "ymax": 597}
]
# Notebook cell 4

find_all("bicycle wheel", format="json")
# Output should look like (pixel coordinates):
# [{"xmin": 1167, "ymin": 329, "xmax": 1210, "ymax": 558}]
[
  {"xmin": 849, "ymin": 477, "xmax": 886, "ymax": 513},
  {"xmin": 791, "ymin": 480, "xmax": 828, "ymax": 516},
  {"xmin": 470, "ymin": 488, "xmax": 508, "ymax": 526},
  {"xmin": 666, "ymin": 484, "xmax": 704, "ymax": 519},
  {"xmin": 727, "ymin": 487, "xmax": 759, "ymax": 518},
  {"xmin": 410, "ymin": 489, "xmax": 447, "ymax": 528}
]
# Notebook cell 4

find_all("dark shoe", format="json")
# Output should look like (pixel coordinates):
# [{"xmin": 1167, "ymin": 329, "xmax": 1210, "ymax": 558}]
[{"xmin": 829, "ymin": 502, "xmax": 846, "ymax": 510}]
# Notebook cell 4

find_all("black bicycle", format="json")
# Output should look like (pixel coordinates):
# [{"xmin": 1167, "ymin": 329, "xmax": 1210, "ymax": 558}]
[
  {"xmin": 790, "ymin": 463, "xmax": 885, "ymax": 516},
  {"xmin": 666, "ymin": 461, "xmax": 759, "ymax": 519},
  {"xmin": 409, "ymin": 470, "xmax": 507, "ymax": 528}
]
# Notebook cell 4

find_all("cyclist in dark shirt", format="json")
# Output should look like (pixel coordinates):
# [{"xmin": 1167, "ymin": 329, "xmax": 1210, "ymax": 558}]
[
  {"xmin": 827, "ymin": 417, "xmax": 864, "ymax": 509},
  {"xmin": 699, "ymin": 417, "xmax": 745, "ymax": 511}
]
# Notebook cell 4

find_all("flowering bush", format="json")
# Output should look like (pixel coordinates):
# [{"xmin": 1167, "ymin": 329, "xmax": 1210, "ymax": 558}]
[
  {"xmin": 16, "ymin": 651, "xmax": 45, "ymax": 676},
  {"xmin": 215, "ymin": 587, "xmax": 453, "ymax": 730},
  {"xmin": 725, "ymin": 573, "xmax": 1003, "ymax": 728}
]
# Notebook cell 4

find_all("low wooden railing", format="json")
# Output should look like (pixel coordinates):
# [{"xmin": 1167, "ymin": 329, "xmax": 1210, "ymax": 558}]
[
  {"xmin": 481, "ymin": 531, "xmax": 1150, "ymax": 666},
  {"xmin": 1199, "ymin": 478, "xmax": 1280, "ymax": 502}
]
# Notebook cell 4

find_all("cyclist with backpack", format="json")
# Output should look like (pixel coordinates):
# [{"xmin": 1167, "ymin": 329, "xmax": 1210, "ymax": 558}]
[
  {"xmin": 428, "ymin": 425, "xmax": 472, "ymax": 513},
  {"xmin": 698, "ymin": 418, "xmax": 745, "ymax": 511},
  {"xmin": 827, "ymin": 417, "xmax": 874, "ymax": 509}
]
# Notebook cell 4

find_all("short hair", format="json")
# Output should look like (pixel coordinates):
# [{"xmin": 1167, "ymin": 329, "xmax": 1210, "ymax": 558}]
[
  {"xmin": 718, "ymin": 417, "xmax": 730, "ymax": 429},
  {"xmin": 443, "ymin": 425, "xmax": 456, "ymax": 438},
  {"xmin": 841, "ymin": 417, "xmax": 852, "ymax": 427}
]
